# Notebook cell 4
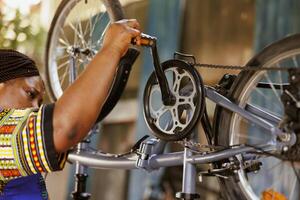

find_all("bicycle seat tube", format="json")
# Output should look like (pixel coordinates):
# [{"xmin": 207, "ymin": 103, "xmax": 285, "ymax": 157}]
[{"xmin": 135, "ymin": 33, "xmax": 176, "ymax": 106}]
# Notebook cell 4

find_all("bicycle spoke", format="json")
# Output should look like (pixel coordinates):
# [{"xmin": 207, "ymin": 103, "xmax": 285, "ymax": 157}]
[
  {"xmin": 288, "ymin": 174, "xmax": 297, "ymax": 199},
  {"xmin": 69, "ymin": 22, "xmax": 87, "ymax": 47},
  {"xmin": 95, "ymin": 24, "xmax": 109, "ymax": 47},
  {"xmin": 59, "ymin": 27, "xmax": 71, "ymax": 46},
  {"xmin": 59, "ymin": 38, "xmax": 69, "ymax": 47},
  {"xmin": 55, "ymin": 45, "xmax": 67, "ymax": 52},
  {"xmin": 269, "ymin": 162, "xmax": 284, "ymax": 193},
  {"xmin": 263, "ymin": 72, "xmax": 282, "ymax": 105},
  {"xmin": 84, "ymin": 14, "xmax": 91, "ymax": 38},
  {"xmin": 69, "ymin": 22, "xmax": 79, "ymax": 46},
  {"xmin": 276, "ymin": 63, "xmax": 284, "ymax": 95},
  {"xmin": 78, "ymin": 19, "xmax": 87, "ymax": 47},
  {"xmin": 292, "ymin": 56, "xmax": 299, "ymax": 68},
  {"xmin": 57, "ymin": 60, "xmax": 70, "ymax": 71},
  {"xmin": 264, "ymin": 159, "xmax": 282, "ymax": 171},
  {"xmin": 59, "ymin": 63, "xmax": 70, "ymax": 85},
  {"xmin": 253, "ymin": 88, "xmax": 280, "ymax": 109},
  {"xmin": 90, "ymin": 12, "xmax": 105, "ymax": 40},
  {"xmin": 56, "ymin": 53, "xmax": 69, "ymax": 61}
]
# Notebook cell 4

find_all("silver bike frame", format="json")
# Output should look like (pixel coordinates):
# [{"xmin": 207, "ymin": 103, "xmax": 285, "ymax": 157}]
[
  {"xmin": 68, "ymin": 86, "xmax": 291, "ymax": 169},
  {"xmin": 68, "ymin": 85, "xmax": 290, "ymax": 197}
]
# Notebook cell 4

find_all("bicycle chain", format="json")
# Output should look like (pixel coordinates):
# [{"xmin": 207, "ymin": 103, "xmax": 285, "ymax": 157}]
[
  {"xmin": 174, "ymin": 139, "xmax": 220, "ymax": 151},
  {"xmin": 192, "ymin": 62, "xmax": 299, "ymax": 71}
]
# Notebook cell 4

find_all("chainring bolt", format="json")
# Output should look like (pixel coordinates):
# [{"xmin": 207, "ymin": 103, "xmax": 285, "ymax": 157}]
[
  {"xmin": 282, "ymin": 146, "xmax": 289, "ymax": 152},
  {"xmin": 278, "ymin": 133, "xmax": 291, "ymax": 143}
]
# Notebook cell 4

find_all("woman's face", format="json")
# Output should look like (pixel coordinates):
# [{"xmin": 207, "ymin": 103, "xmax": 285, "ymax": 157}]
[{"xmin": 0, "ymin": 76, "xmax": 45, "ymax": 109}]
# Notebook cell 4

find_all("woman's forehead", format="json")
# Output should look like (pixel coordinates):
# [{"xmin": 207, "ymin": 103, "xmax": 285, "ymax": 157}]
[{"xmin": 23, "ymin": 76, "xmax": 45, "ymax": 92}]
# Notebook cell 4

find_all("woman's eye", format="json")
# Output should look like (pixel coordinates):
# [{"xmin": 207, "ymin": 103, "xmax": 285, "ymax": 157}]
[{"xmin": 26, "ymin": 91, "xmax": 36, "ymax": 99}]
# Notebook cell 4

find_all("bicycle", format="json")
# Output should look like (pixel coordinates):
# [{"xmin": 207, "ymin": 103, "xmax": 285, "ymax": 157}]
[{"xmin": 44, "ymin": 0, "xmax": 300, "ymax": 199}]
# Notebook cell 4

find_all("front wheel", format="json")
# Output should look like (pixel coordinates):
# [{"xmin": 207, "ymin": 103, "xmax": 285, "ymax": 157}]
[
  {"xmin": 214, "ymin": 34, "xmax": 300, "ymax": 200},
  {"xmin": 45, "ymin": 0, "xmax": 139, "ymax": 122}
]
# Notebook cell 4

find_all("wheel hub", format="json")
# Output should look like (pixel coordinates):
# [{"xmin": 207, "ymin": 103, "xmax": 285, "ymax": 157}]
[
  {"xmin": 282, "ymin": 134, "xmax": 300, "ymax": 161},
  {"xmin": 67, "ymin": 46, "xmax": 95, "ymax": 59}
]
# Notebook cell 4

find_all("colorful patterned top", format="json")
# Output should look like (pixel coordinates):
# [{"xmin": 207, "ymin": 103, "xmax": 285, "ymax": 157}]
[{"xmin": 0, "ymin": 104, "xmax": 67, "ymax": 192}]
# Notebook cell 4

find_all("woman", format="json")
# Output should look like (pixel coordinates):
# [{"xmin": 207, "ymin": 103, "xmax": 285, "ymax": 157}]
[{"xmin": 0, "ymin": 19, "xmax": 141, "ymax": 200}]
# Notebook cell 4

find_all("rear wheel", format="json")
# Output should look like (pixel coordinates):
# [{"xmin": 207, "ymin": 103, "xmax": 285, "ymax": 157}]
[{"xmin": 215, "ymin": 34, "xmax": 300, "ymax": 200}]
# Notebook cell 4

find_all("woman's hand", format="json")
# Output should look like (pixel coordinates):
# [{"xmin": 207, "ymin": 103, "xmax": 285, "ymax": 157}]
[{"xmin": 102, "ymin": 19, "xmax": 141, "ymax": 57}]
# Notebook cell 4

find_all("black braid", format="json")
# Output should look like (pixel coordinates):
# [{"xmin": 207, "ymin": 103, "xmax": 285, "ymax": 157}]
[{"xmin": 0, "ymin": 49, "xmax": 40, "ymax": 83}]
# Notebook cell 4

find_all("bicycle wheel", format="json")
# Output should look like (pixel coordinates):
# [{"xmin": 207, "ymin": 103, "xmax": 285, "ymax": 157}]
[
  {"xmin": 45, "ymin": 0, "xmax": 139, "ymax": 122},
  {"xmin": 214, "ymin": 34, "xmax": 300, "ymax": 200}
]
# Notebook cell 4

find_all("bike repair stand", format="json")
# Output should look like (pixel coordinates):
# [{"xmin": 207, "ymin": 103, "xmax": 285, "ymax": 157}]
[
  {"xmin": 67, "ymin": 55, "xmax": 93, "ymax": 200},
  {"xmin": 176, "ymin": 133, "xmax": 200, "ymax": 200},
  {"xmin": 71, "ymin": 126, "xmax": 98, "ymax": 200}
]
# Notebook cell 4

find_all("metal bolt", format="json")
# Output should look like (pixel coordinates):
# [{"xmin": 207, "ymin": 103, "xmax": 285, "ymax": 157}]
[
  {"xmin": 283, "ymin": 146, "xmax": 289, "ymax": 152},
  {"xmin": 198, "ymin": 175, "xmax": 203, "ymax": 182},
  {"xmin": 279, "ymin": 133, "xmax": 291, "ymax": 142}
]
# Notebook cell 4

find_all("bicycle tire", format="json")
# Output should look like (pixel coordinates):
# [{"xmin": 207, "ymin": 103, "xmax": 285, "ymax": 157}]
[
  {"xmin": 214, "ymin": 33, "xmax": 300, "ymax": 200},
  {"xmin": 44, "ymin": 0, "xmax": 139, "ymax": 122}
]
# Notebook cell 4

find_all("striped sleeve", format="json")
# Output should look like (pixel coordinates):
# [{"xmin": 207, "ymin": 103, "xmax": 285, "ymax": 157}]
[{"xmin": 0, "ymin": 104, "xmax": 67, "ymax": 182}]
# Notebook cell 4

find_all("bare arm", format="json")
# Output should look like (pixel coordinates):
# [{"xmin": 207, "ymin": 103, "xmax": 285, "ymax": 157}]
[{"xmin": 52, "ymin": 19, "xmax": 141, "ymax": 152}]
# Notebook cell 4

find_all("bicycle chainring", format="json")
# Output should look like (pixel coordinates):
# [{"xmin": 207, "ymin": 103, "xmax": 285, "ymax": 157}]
[{"xmin": 143, "ymin": 59, "xmax": 205, "ymax": 141}]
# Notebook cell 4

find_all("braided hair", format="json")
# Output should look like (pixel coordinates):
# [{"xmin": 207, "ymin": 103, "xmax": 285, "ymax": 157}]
[{"xmin": 0, "ymin": 49, "xmax": 40, "ymax": 83}]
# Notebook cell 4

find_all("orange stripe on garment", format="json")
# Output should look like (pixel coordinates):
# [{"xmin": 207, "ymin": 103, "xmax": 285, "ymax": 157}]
[
  {"xmin": 28, "ymin": 117, "xmax": 43, "ymax": 173},
  {"xmin": 0, "ymin": 169, "xmax": 21, "ymax": 177},
  {"xmin": 0, "ymin": 125, "xmax": 16, "ymax": 134}
]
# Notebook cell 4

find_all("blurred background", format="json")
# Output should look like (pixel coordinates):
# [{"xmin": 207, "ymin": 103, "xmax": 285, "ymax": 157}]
[{"xmin": 0, "ymin": 0, "xmax": 300, "ymax": 199}]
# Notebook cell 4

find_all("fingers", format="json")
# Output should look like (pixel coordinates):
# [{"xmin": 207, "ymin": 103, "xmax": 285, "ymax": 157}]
[
  {"xmin": 102, "ymin": 19, "xmax": 142, "ymax": 56},
  {"xmin": 129, "ymin": 28, "xmax": 141, "ymax": 39},
  {"xmin": 115, "ymin": 19, "xmax": 141, "ymax": 39},
  {"xmin": 117, "ymin": 19, "xmax": 140, "ymax": 30},
  {"xmin": 131, "ymin": 35, "xmax": 141, "ymax": 45}
]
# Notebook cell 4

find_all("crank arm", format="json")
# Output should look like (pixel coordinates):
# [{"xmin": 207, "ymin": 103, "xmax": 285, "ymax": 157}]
[{"xmin": 133, "ymin": 33, "xmax": 176, "ymax": 105}]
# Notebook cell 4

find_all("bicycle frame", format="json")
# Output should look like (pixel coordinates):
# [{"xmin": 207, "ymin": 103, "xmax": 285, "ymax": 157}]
[
  {"xmin": 69, "ymin": 84, "xmax": 292, "ymax": 169},
  {"xmin": 66, "ymin": 28, "xmax": 299, "ymax": 200},
  {"xmin": 68, "ymin": 36, "xmax": 298, "ymax": 198},
  {"xmin": 68, "ymin": 82, "xmax": 292, "ymax": 199}
]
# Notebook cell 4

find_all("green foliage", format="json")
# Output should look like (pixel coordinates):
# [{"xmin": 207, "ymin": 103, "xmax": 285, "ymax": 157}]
[{"xmin": 0, "ymin": 6, "xmax": 46, "ymax": 63}]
